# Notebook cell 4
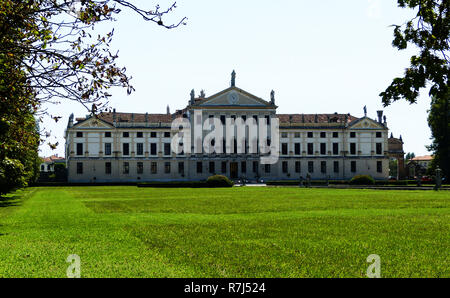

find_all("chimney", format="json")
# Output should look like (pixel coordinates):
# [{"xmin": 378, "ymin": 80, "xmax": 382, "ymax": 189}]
[
  {"xmin": 377, "ymin": 110, "xmax": 383, "ymax": 123},
  {"xmin": 131, "ymin": 113, "xmax": 134, "ymax": 122},
  {"xmin": 166, "ymin": 105, "xmax": 170, "ymax": 115},
  {"xmin": 383, "ymin": 115, "xmax": 387, "ymax": 126},
  {"xmin": 113, "ymin": 109, "xmax": 116, "ymax": 123},
  {"xmin": 145, "ymin": 112, "xmax": 148, "ymax": 123}
]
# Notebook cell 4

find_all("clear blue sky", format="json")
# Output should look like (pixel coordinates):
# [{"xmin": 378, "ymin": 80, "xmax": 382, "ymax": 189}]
[{"xmin": 40, "ymin": 0, "xmax": 432, "ymax": 157}]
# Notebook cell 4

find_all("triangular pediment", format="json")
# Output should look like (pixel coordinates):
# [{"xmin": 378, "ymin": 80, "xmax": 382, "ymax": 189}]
[
  {"xmin": 195, "ymin": 87, "xmax": 275, "ymax": 108},
  {"xmin": 349, "ymin": 117, "xmax": 386, "ymax": 129},
  {"xmin": 73, "ymin": 117, "xmax": 114, "ymax": 129}
]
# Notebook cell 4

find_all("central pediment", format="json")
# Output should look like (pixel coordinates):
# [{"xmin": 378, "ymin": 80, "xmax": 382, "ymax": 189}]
[{"xmin": 192, "ymin": 87, "xmax": 276, "ymax": 109}]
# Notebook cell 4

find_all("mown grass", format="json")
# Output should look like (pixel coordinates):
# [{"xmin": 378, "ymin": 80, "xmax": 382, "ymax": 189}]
[{"xmin": 0, "ymin": 186, "xmax": 448, "ymax": 278}]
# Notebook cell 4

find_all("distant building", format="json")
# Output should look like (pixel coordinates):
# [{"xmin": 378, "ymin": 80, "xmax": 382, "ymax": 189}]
[
  {"xmin": 65, "ymin": 71, "xmax": 403, "ymax": 183},
  {"xmin": 40, "ymin": 155, "xmax": 66, "ymax": 173},
  {"xmin": 407, "ymin": 155, "xmax": 434, "ymax": 177}
]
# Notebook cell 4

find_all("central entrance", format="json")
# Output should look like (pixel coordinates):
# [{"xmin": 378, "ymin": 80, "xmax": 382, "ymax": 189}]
[{"xmin": 230, "ymin": 162, "xmax": 238, "ymax": 179}]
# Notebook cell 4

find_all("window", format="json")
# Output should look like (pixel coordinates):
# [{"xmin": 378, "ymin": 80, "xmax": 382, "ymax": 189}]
[
  {"xmin": 241, "ymin": 162, "xmax": 246, "ymax": 174},
  {"xmin": 222, "ymin": 161, "xmax": 227, "ymax": 173},
  {"xmin": 282, "ymin": 161, "xmax": 288, "ymax": 173},
  {"xmin": 307, "ymin": 132, "xmax": 313, "ymax": 138},
  {"xmin": 242, "ymin": 115, "xmax": 247, "ymax": 122},
  {"xmin": 178, "ymin": 162, "xmax": 184, "ymax": 174},
  {"xmin": 376, "ymin": 143, "xmax": 382, "ymax": 155},
  {"xmin": 377, "ymin": 161, "xmax": 383, "ymax": 173},
  {"xmin": 137, "ymin": 132, "xmax": 143, "ymax": 138},
  {"xmin": 351, "ymin": 161, "xmax": 356, "ymax": 172},
  {"xmin": 123, "ymin": 132, "xmax": 129, "ymax": 138},
  {"xmin": 350, "ymin": 143, "xmax": 356, "ymax": 155},
  {"xmin": 76, "ymin": 162, "xmax": 83, "ymax": 174},
  {"xmin": 308, "ymin": 161, "xmax": 314, "ymax": 173},
  {"xmin": 320, "ymin": 132, "xmax": 326, "ymax": 138},
  {"xmin": 209, "ymin": 162, "xmax": 215, "ymax": 174},
  {"xmin": 47, "ymin": 165, "xmax": 51, "ymax": 171},
  {"xmin": 76, "ymin": 143, "xmax": 83, "ymax": 156},
  {"xmin": 333, "ymin": 161, "xmax": 339, "ymax": 173},
  {"xmin": 105, "ymin": 132, "xmax": 111, "ymax": 138},
  {"xmin": 307, "ymin": 143, "xmax": 314, "ymax": 155},
  {"xmin": 333, "ymin": 143, "xmax": 339, "ymax": 155},
  {"xmin": 376, "ymin": 132, "xmax": 382, "ymax": 138},
  {"xmin": 321, "ymin": 161, "xmax": 327, "ymax": 173},
  {"xmin": 294, "ymin": 132, "xmax": 301, "ymax": 138},
  {"xmin": 320, "ymin": 143, "xmax": 326, "ymax": 155},
  {"xmin": 123, "ymin": 162, "xmax": 129, "ymax": 174},
  {"xmin": 164, "ymin": 132, "xmax": 171, "ymax": 138},
  {"xmin": 105, "ymin": 162, "xmax": 111, "ymax": 175},
  {"xmin": 150, "ymin": 132, "xmax": 157, "ymax": 138},
  {"xmin": 281, "ymin": 132, "xmax": 288, "ymax": 138},
  {"xmin": 151, "ymin": 162, "xmax": 157, "ymax": 174},
  {"xmin": 40, "ymin": 165, "xmax": 44, "ymax": 171},
  {"xmin": 76, "ymin": 132, "xmax": 83, "ymax": 138},
  {"xmin": 332, "ymin": 132, "xmax": 339, "ymax": 138},
  {"xmin": 282, "ymin": 143, "xmax": 288, "ymax": 155},
  {"xmin": 220, "ymin": 115, "xmax": 226, "ymax": 125},
  {"xmin": 295, "ymin": 161, "xmax": 301, "ymax": 173},
  {"xmin": 137, "ymin": 162, "xmax": 143, "ymax": 174},
  {"xmin": 350, "ymin": 132, "xmax": 356, "ymax": 138},
  {"xmin": 265, "ymin": 164, "xmax": 271, "ymax": 173},
  {"xmin": 123, "ymin": 143, "xmax": 130, "ymax": 156},
  {"xmin": 197, "ymin": 162, "xmax": 203, "ymax": 174},
  {"xmin": 164, "ymin": 162, "xmax": 171, "ymax": 174},
  {"xmin": 164, "ymin": 143, "xmax": 171, "ymax": 156},
  {"xmin": 150, "ymin": 143, "xmax": 157, "ymax": 155},
  {"xmin": 105, "ymin": 143, "xmax": 112, "ymax": 156},
  {"xmin": 295, "ymin": 143, "xmax": 301, "ymax": 155},
  {"xmin": 253, "ymin": 161, "xmax": 258, "ymax": 173},
  {"xmin": 137, "ymin": 143, "xmax": 144, "ymax": 156}
]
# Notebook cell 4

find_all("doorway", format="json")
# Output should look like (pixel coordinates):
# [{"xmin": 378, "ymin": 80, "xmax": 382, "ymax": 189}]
[{"xmin": 230, "ymin": 162, "xmax": 238, "ymax": 179}]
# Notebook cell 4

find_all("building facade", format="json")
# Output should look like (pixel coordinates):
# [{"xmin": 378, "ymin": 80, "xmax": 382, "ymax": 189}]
[{"xmin": 65, "ymin": 73, "xmax": 392, "ymax": 183}]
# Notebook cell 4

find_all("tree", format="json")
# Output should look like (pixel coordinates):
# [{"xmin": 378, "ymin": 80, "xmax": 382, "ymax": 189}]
[
  {"xmin": 427, "ymin": 92, "xmax": 449, "ymax": 179},
  {"xmin": 405, "ymin": 152, "xmax": 416, "ymax": 162},
  {"xmin": 1, "ymin": 0, "xmax": 186, "ymax": 112},
  {"xmin": 380, "ymin": 0, "xmax": 449, "ymax": 105},
  {"xmin": 389, "ymin": 159, "xmax": 398, "ymax": 177},
  {"xmin": 0, "ymin": 1, "xmax": 185, "ymax": 194},
  {"xmin": 381, "ymin": 1, "xmax": 449, "ymax": 179}
]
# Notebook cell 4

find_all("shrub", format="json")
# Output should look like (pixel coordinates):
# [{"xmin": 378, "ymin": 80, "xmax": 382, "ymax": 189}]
[
  {"xmin": 206, "ymin": 175, "xmax": 234, "ymax": 188},
  {"xmin": 349, "ymin": 175, "xmax": 375, "ymax": 185}
]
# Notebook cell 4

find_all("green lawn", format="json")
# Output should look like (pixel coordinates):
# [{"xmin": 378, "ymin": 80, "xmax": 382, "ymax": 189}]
[{"xmin": 0, "ymin": 186, "xmax": 449, "ymax": 278}]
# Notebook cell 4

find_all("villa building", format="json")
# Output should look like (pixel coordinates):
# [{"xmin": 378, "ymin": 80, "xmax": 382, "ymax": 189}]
[{"xmin": 65, "ymin": 72, "xmax": 397, "ymax": 183}]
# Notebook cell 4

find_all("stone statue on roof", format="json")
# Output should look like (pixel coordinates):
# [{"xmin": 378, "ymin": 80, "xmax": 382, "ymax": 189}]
[
  {"xmin": 270, "ymin": 90, "xmax": 275, "ymax": 105},
  {"xmin": 231, "ymin": 70, "xmax": 236, "ymax": 87},
  {"xmin": 363, "ymin": 105, "xmax": 367, "ymax": 116}
]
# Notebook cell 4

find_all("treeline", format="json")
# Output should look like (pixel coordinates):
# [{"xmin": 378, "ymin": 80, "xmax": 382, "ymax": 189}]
[{"xmin": 0, "ymin": 1, "xmax": 40, "ymax": 194}]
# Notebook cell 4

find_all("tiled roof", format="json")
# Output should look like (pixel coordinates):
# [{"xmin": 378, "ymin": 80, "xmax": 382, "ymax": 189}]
[
  {"xmin": 41, "ymin": 155, "xmax": 65, "ymax": 163},
  {"xmin": 277, "ymin": 114, "xmax": 358, "ymax": 124},
  {"xmin": 96, "ymin": 112, "xmax": 174, "ymax": 124},
  {"xmin": 76, "ymin": 111, "xmax": 359, "ymax": 126},
  {"xmin": 411, "ymin": 155, "xmax": 433, "ymax": 161}
]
